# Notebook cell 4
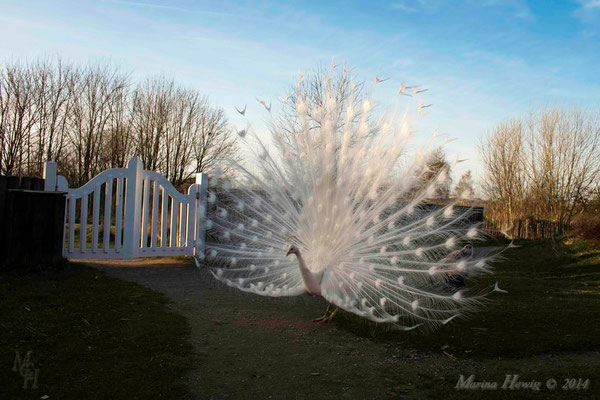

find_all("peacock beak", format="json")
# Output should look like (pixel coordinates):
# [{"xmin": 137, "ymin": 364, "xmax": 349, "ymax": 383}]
[{"xmin": 286, "ymin": 247, "xmax": 293, "ymax": 256}]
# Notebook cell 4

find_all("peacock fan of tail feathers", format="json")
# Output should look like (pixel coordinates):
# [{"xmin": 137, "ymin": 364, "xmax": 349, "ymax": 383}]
[{"xmin": 195, "ymin": 81, "xmax": 507, "ymax": 331}]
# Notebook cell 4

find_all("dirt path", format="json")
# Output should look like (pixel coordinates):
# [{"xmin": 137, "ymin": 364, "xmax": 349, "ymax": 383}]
[
  {"xmin": 83, "ymin": 247, "xmax": 500, "ymax": 300},
  {"xmin": 79, "ymin": 248, "xmax": 517, "ymax": 399},
  {"xmin": 82, "ymin": 257, "xmax": 217, "ymax": 301},
  {"xmin": 83, "ymin": 257, "xmax": 431, "ymax": 398}
]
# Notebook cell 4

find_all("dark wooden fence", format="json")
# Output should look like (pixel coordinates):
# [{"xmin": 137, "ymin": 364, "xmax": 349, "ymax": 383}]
[
  {"xmin": 483, "ymin": 218, "xmax": 572, "ymax": 240},
  {"xmin": 420, "ymin": 203, "xmax": 484, "ymax": 224},
  {"xmin": 0, "ymin": 175, "xmax": 66, "ymax": 269}
]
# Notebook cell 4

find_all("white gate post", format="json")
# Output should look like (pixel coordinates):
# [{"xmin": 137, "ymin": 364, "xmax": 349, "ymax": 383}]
[
  {"xmin": 58, "ymin": 175, "xmax": 69, "ymax": 257},
  {"xmin": 194, "ymin": 172, "xmax": 208, "ymax": 263},
  {"xmin": 123, "ymin": 157, "xmax": 143, "ymax": 258},
  {"xmin": 43, "ymin": 161, "xmax": 57, "ymax": 191},
  {"xmin": 186, "ymin": 184, "xmax": 198, "ymax": 256}
]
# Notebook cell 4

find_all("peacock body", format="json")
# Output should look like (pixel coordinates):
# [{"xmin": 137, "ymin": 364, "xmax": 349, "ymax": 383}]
[{"xmin": 195, "ymin": 83, "xmax": 500, "ymax": 330}]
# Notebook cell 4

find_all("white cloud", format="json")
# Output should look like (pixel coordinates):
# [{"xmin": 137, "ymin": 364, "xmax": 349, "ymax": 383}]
[
  {"xmin": 577, "ymin": 0, "xmax": 600, "ymax": 8},
  {"xmin": 572, "ymin": 0, "xmax": 600, "ymax": 35},
  {"xmin": 390, "ymin": 2, "xmax": 417, "ymax": 12},
  {"xmin": 103, "ymin": 0, "xmax": 234, "ymax": 17},
  {"xmin": 390, "ymin": 0, "xmax": 445, "ymax": 13},
  {"xmin": 466, "ymin": 0, "xmax": 535, "ymax": 20},
  {"xmin": 105, "ymin": 0, "xmax": 189, "ymax": 12}
]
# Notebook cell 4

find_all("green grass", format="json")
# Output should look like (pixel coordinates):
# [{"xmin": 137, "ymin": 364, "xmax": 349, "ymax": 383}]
[
  {"xmin": 70, "ymin": 223, "xmax": 176, "ymax": 249},
  {"xmin": 186, "ymin": 237, "xmax": 600, "ymax": 399},
  {"xmin": 70, "ymin": 223, "xmax": 117, "ymax": 249},
  {"xmin": 395, "ymin": 237, "xmax": 600, "ymax": 357},
  {"xmin": 0, "ymin": 264, "xmax": 197, "ymax": 400},
  {"xmin": 2, "ymin": 238, "xmax": 599, "ymax": 399}
]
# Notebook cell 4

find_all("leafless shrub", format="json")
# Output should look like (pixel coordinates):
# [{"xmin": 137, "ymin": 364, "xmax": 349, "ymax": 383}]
[{"xmin": 480, "ymin": 108, "xmax": 600, "ymax": 229}]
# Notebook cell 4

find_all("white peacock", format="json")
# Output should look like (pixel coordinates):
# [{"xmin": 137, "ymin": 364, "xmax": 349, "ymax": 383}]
[{"xmin": 195, "ymin": 79, "xmax": 505, "ymax": 330}]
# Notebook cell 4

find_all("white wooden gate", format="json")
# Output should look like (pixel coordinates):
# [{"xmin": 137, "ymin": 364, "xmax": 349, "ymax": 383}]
[{"xmin": 43, "ymin": 157, "xmax": 208, "ymax": 260}]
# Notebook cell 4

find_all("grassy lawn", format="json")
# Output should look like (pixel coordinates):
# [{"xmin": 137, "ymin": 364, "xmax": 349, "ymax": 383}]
[
  {"xmin": 185, "ymin": 237, "xmax": 600, "ymax": 399},
  {"xmin": 0, "ymin": 264, "xmax": 197, "ymax": 400},
  {"xmin": 1, "ymin": 237, "xmax": 599, "ymax": 399}
]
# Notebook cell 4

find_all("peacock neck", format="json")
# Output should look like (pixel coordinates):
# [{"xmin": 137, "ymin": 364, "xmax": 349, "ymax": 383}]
[{"xmin": 294, "ymin": 251, "xmax": 322, "ymax": 296}]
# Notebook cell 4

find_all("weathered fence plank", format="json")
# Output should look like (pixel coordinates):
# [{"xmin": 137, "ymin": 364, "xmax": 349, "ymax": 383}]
[
  {"xmin": 483, "ymin": 218, "xmax": 571, "ymax": 240},
  {"xmin": 0, "ymin": 175, "xmax": 66, "ymax": 269}
]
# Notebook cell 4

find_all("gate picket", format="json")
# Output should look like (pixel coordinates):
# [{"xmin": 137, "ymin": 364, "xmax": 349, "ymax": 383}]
[{"xmin": 43, "ymin": 157, "xmax": 208, "ymax": 260}]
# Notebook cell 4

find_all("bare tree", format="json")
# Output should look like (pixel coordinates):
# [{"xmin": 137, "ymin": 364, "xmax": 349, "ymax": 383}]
[
  {"xmin": 480, "ymin": 108, "xmax": 600, "ymax": 226},
  {"xmin": 131, "ymin": 77, "xmax": 173, "ymax": 172},
  {"xmin": 102, "ymin": 86, "xmax": 133, "ymax": 169},
  {"xmin": 416, "ymin": 147, "xmax": 452, "ymax": 199},
  {"xmin": 163, "ymin": 87, "xmax": 202, "ymax": 187},
  {"xmin": 523, "ymin": 108, "xmax": 600, "ymax": 223},
  {"xmin": 192, "ymin": 102, "xmax": 236, "ymax": 177},
  {"xmin": 480, "ymin": 119, "xmax": 526, "ymax": 226},
  {"xmin": 66, "ymin": 63, "xmax": 129, "ymax": 186},
  {"xmin": 273, "ymin": 63, "xmax": 367, "ymax": 153},
  {"xmin": 1, "ymin": 58, "xmax": 238, "ymax": 188},
  {"xmin": 29, "ymin": 58, "xmax": 74, "ymax": 176},
  {"xmin": 452, "ymin": 170, "xmax": 474, "ymax": 199},
  {"xmin": 131, "ymin": 77, "xmax": 236, "ymax": 188},
  {"xmin": 0, "ymin": 62, "xmax": 37, "ymax": 175}
]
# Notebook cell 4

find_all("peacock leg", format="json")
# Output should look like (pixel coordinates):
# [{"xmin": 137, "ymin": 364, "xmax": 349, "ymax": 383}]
[
  {"xmin": 312, "ymin": 303, "xmax": 331, "ymax": 323},
  {"xmin": 321, "ymin": 307, "xmax": 339, "ymax": 323}
]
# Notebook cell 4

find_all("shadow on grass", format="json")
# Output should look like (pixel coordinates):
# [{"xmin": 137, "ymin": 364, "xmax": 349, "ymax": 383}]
[{"xmin": 0, "ymin": 264, "xmax": 197, "ymax": 400}]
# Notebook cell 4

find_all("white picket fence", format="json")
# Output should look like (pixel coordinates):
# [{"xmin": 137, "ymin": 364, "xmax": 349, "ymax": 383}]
[{"xmin": 43, "ymin": 157, "xmax": 208, "ymax": 260}]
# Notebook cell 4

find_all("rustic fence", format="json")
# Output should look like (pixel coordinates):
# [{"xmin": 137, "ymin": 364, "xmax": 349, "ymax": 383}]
[
  {"xmin": 483, "ymin": 218, "xmax": 572, "ymax": 240},
  {"xmin": 0, "ymin": 174, "xmax": 66, "ymax": 269}
]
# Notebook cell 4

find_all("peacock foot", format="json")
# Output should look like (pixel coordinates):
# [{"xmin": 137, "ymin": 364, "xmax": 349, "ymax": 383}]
[{"xmin": 312, "ymin": 307, "xmax": 338, "ymax": 323}]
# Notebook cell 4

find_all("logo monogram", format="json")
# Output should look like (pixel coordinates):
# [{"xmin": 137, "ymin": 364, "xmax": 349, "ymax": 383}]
[{"xmin": 12, "ymin": 350, "xmax": 40, "ymax": 389}]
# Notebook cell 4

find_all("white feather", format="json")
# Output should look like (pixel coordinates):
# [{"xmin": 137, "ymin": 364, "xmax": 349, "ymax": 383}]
[{"xmin": 197, "ymin": 89, "xmax": 496, "ymax": 329}]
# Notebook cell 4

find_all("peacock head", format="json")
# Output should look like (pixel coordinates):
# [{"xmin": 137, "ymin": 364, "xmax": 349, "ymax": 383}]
[
  {"xmin": 285, "ymin": 235, "xmax": 301, "ymax": 256},
  {"xmin": 286, "ymin": 244, "xmax": 300, "ymax": 256}
]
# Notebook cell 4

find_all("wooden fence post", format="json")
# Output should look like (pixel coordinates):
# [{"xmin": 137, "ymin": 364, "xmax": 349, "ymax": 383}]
[
  {"xmin": 194, "ymin": 173, "xmax": 208, "ymax": 264},
  {"xmin": 186, "ymin": 184, "xmax": 198, "ymax": 255},
  {"xmin": 123, "ymin": 157, "xmax": 143, "ymax": 258},
  {"xmin": 43, "ymin": 161, "xmax": 57, "ymax": 191}
]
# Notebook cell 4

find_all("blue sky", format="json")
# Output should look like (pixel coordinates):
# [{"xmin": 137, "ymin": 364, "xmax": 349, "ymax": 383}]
[{"xmin": 1, "ymin": 0, "xmax": 599, "ymax": 185}]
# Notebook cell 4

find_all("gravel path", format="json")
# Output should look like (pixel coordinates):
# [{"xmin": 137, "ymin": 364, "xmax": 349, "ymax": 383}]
[
  {"xmin": 81, "ymin": 246, "xmax": 501, "ymax": 302},
  {"xmin": 78, "ymin": 246, "xmax": 505, "ymax": 399},
  {"xmin": 81, "ymin": 257, "xmax": 215, "ymax": 302}
]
